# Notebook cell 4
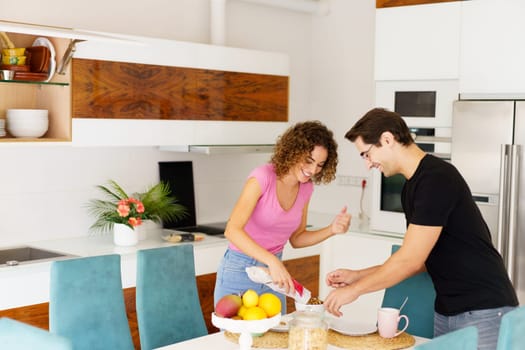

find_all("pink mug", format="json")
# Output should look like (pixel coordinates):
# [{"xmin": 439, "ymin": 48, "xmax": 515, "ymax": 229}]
[{"xmin": 377, "ymin": 307, "xmax": 409, "ymax": 338}]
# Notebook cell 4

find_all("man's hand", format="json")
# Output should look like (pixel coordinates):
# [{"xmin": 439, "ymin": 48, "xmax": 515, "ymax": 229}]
[
  {"xmin": 325, "ymin": 268, "xmax": 359, "ymax": 288},
  {"xmin": 324, "ymin": 285, "xmax": 360, "ymax": 317}
]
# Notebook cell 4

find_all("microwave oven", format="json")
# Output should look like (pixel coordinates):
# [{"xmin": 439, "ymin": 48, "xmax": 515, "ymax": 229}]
[{"xmin": 375, "ymin": 79, "xmax": 459, "ymax": 128}]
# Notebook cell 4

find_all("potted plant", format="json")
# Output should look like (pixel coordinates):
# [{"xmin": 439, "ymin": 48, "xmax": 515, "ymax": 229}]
[{"xmin": 87, "ymin": 180, "xmax": 187, "ymax": 245}]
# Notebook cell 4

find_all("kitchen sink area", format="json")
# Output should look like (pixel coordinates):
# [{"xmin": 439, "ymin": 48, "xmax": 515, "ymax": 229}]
[{"xmin": 0, "ymin": 246, "xmax": 75, "ymax": 266}]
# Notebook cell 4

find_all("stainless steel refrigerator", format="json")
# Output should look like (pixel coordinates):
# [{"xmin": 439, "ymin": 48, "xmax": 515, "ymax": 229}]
[{"xmin": 451, "ymin": 97, "xmax": 524, "ymax": 305}]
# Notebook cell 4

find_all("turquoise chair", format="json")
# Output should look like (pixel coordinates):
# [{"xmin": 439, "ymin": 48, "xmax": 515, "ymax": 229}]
[
  {"xmin": 49, "ymin": 254, "xmax": 134, "ymax": 350},
  {"xmin": 414, "ymin": 326, "xmax": 478, "ymax": 349},
  {"xmin": 497, "ymin": 305, "xmax": 525, "ymax": 350},
  {"xmin": 381, "ymin": 244, "xmax": 436, "ymax": 338},
  {"xmin": 0, "ymin": 317, "xmax": 72, "ymax": 350},
  {"xmin": 136, "ymin": 245, "xmax": 208, "ymax": 350}
]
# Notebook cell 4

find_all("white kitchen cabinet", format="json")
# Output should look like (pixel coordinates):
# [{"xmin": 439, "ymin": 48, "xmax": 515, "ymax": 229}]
[
  {"xmin": 459, "ymin": 0, "xmax": 525, "ymax": 93},
  {"xmin": 320, "ymin": 231, "xmax": 403, "ymax": 325},
  {"xmin": 375, "ymin": 2, "xmax": 461, "ymax": 81},
  {"xmin": 72, "ymin": 119, "xmax": 289, "ymax": 147},
  {"xmin": 74, "ymin": 35, "xmax": 289, "ymax": 76}
]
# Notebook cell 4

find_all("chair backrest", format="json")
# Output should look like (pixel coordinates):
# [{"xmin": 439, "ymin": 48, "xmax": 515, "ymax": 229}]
[
  {"xmin": 381, "ymin": 244, "xmax": 436, "ymax": 338},
  {"xmin": 49, "ymin": 254, "xmax": 134, "ymax": 350},
  {"xmin": 414, "ymin": 326, "xmax": 478, "ymax": 350},
  {"xmin": 136, "ymin": 245, "xmax": 208, "ymax": 350},
  {"xmin": 0, "ymin": 317, "xmax": 72, "ymax": 350},
  {"xmin": 497, "ymin": 305, "xmax": 525, "ymax": 350}
]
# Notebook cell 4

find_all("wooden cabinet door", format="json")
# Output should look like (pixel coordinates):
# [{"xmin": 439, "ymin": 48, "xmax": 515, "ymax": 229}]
[
  {"xmin": 72, "ymin": 59, "xmax": 288, "ymax": 122},
  {"xmin": 377, "ymin": 0, "xmax": 461, "ymax": 8}
]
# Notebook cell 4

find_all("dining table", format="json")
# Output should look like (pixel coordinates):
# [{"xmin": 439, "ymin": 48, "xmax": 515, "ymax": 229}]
[{"xmin": 154, "ymin": 330, "xmax": 429, "ymax": 349}]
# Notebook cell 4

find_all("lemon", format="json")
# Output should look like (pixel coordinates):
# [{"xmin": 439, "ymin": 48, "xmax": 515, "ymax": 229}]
[
  {"xmin": 258, "ymin": 293, "xmax": 282, "ymax": 317},
  {"xmin": 243, "ymin": 306, "xmax": 267, "ymax": 320},
  {"xmin": 242, "ymin": 289, "xmax": 259, "ymax": 308},
  {"xmin": 237, "ymin": 305, "xmax": 248, "ymax": 318}
]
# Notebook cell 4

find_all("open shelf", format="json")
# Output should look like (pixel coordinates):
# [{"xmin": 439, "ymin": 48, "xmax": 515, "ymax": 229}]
[
  {"xmin": 0, "ymin": 31, "xmax": 71, "ymax": 142},
  {"xmin": 0, "ymin": 80, "xmax": 69, "ymax": 86}
]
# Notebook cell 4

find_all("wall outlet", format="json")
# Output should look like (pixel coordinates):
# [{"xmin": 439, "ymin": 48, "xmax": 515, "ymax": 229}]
[{"xmin": 338, "ymin": 175, "xmax": 366, "ymax": 187}]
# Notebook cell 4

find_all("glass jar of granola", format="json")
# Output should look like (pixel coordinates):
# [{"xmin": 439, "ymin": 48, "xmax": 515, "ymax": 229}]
[{"xmin": 288, "ymin": 311, "xmax": 328, "ymax": 350}]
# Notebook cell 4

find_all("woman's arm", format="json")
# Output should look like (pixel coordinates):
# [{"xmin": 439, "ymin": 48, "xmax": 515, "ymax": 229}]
[{"xmin": 289, "ymin": 204, "xmax": 351, "ymax": 248}]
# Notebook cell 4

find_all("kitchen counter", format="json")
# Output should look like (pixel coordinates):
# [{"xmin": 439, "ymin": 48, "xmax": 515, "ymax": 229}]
[
  {"xmin": 0, "ymin": 230, "xmax": 321, "ymax": 310},
  {"xmin": 0, "ymin": 212, "xmax": 400, "ymax": 311}
]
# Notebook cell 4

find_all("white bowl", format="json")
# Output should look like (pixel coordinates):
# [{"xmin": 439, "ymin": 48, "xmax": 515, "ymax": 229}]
[
  {"xmin": 7, "ymin": 121, "xmax": 48, "ymax": 138},
  {"xmin": 6, "ymin": 109, "xmax": 49, "ymax": 138},
  {"xmin": 7, "ymin": 119, "xmax": 48, "ymax": 127},
  {"xmin": 295, "ymin": 301, "xmax": 325, "ymax": 313},
  {"xmin": 6, "ymin": 109, "xmax": 48, "ymax": 120},
  {"xmin": 211, "ymin": 313, "xmax": 281, "ymax": 350}
]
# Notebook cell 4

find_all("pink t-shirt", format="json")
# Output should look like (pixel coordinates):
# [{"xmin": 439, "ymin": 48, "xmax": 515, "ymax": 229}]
[{"xmin": 229, "ymin": 163, "xmax": 314, "ymax": 254}]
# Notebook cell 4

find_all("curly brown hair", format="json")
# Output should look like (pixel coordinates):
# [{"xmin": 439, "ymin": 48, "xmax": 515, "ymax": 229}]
[{"xmin": 270, "ymin": 121, "xmax": 338, "ymax": 185}]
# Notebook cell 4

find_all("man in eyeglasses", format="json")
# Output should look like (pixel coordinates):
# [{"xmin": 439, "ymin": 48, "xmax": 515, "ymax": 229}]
[{"xmin": 324, "ymin": 107, "xmax": 518, "ymax": 349}]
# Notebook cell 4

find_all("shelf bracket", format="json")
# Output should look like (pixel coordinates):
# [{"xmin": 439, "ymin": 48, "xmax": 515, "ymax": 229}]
[{"xmin": 57, "ymin": 39, "xmax": 85, "ymax": 75}]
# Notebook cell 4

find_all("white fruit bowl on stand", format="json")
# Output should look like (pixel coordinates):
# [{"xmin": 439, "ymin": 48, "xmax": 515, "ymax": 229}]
[{"xmin": 211, "ymin": 312, "xmax": 281, "ymax": 350}]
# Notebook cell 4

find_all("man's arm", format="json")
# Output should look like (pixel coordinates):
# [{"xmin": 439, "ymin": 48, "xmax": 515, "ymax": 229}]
[{"xmin": 324, "ymin": 223, "xmax": 441, "ymax": 316}]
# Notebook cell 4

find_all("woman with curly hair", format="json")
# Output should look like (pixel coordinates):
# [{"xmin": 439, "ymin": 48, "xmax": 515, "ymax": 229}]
[{"xmin": 214, "ymin": 121, "xmax": 351, "ymax": 311}]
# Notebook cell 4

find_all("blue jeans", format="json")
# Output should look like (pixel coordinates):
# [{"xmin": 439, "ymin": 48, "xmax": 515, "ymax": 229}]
[
  {"xmin": 434, "ymin": 306, "xmax": 516, "ymax": 350},
  {"xmin": 214, "ymin": 248, "xmax": 287, "ymax": 314}
]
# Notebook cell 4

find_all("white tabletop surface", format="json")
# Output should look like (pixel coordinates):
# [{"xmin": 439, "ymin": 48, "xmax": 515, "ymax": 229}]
[{"xmin": 155, "ymin": 331, "xmax": 429, "ymax": 349}]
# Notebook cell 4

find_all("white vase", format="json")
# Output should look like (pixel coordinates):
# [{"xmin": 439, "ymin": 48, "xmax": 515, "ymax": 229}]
[{"xmin": 113, "ymin": 223, "xmax": 138, "ymax": 246}]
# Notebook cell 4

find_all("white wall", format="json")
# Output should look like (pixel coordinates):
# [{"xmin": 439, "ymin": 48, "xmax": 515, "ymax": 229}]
[
  {"xmin": 0, "ymin": 0, "xmax": 375, "ymax": 245},
  {"xmin": 309, "ymin": 0, "xmax": 375, "ymax": 219}
]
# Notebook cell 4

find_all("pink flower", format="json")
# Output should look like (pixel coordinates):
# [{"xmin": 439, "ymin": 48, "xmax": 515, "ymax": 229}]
[
  {"xmin": 117, "ymin": 201, "xmax": 130, "ymax": 217},
  {"xmin": 128, "ymin": 217, "xmax": 142, "ymax": 227}
]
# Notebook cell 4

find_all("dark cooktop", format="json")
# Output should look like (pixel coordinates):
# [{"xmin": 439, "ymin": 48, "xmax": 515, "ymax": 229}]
[{"xmin": 174, "ymin": 221, "xmax": 227, "ymax": 238}]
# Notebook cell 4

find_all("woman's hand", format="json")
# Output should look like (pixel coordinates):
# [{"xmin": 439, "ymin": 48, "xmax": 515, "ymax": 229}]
[
  {"xmin": 267, "ymin": 258, "xmax": 295, "ymax": 295},
  {"xmin": 331, "ymin": 206, "xmax": 351, "ymax": 235},
  {"xmin": 325, "ymin": 268, "xmax": 359, "ymax": 288}
]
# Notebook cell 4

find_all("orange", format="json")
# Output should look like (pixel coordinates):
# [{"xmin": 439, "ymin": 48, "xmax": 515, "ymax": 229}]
[
  {"xmin": 243, "ymin": 306, "xmax": 267, "ymax": 320},
  {"xmin": 258, "ymin": 293, "xmax": 282, "ymax": 317},
  {"xmin": 242, "ymin": 289, "xmax": 259, "ymax": 308}
]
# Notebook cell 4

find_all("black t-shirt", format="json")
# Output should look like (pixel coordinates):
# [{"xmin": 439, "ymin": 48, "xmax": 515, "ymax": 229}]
[{"xmin": 402, "ymin": 154, "xmax": 518, "ymax": 315}]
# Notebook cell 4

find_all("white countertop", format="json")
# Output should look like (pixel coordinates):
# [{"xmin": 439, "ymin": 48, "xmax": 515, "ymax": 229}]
[
  {"xmin": 0, "ymin": 212, "xmax": 401, "ymax": 311},
  {"xmin": 0, "ymin": 230, "xmax": 321, "ymax": 310}
]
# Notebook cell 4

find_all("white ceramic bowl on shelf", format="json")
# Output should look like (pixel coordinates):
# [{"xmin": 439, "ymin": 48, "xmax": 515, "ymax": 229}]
[{"xmin": 6, "ymin": 109, "xmax": 49, "ymax": 138}]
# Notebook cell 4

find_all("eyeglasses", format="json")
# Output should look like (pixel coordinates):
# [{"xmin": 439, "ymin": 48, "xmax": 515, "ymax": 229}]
[{"xmin": 360, "ymin": 144, "xmax": 374, "ymax": 160}]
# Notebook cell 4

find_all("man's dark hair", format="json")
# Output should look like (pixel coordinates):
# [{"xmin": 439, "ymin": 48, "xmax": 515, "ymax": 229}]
[{"xmin": 345, "ymin": 108, "xmax": 414, "ymax": 146}]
